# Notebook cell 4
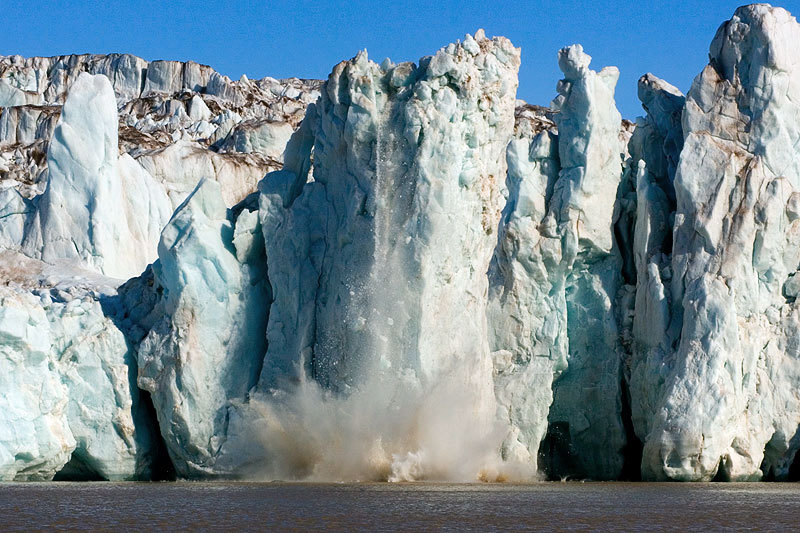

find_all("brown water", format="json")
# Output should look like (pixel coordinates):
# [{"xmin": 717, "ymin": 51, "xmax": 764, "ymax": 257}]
[{"xmin": 0, "ymin": 482, "xmax": 798, "ymax": 531}]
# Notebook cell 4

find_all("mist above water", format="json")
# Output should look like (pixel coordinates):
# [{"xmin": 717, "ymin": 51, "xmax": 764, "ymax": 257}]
[{"xmin": 244, "ymin": 359, "xmax": 536, "ymax": 482}]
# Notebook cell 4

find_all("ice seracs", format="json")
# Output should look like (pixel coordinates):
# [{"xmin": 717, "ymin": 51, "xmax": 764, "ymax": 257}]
[
  {"xmin": 0, "ymin": 53, "xmax": 318, "ymax": 480},
  {"xmin": 1, "ymin": 53, "xmax": 320, "ymax": 209},
  {"xmin": 0, "ymin": 52, "xmax": 321, "ymax": 278},
  {"xmin": 627, "ymin": 72, "xmax": 685, "ymax": 459},
  {"xmin": 3, "ymin": 4, "xmax": 800, "ymax": 483},
  {"xmin": 135, "ymin": 180, "xmax": 269, "ymax": 477},
  {"xmin": 22, "ymin": 73, "xmax": 170, "ymax": 279},
  {"xmin": 489, "ymin": 44, "xmax": 627, "ymax": 480},
  {"xmin": 638, "ymin": 3, "xmax": 800, "ymax": 481}
]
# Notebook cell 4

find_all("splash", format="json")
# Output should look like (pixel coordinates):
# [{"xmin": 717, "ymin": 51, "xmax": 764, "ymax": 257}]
[{"xmin": 239, "ymin": 357, "xmax": 536, "ymax": 482}]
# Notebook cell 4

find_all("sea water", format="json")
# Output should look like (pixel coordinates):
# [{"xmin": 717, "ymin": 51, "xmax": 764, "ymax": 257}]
[{"xmin": 1, "ymin": 482, "xmax": 798, "ymax": 530}]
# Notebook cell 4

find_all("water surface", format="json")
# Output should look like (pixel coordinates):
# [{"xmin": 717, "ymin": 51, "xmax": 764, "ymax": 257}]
[{"xmin": 1, "ymin": 482, "xmax": 798, "ymax": 531}]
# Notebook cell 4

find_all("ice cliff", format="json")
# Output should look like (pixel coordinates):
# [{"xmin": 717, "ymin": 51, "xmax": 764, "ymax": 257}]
[
  {"xmin": 0, "ymin": 252, "xmax": 159, "ymax": 480},
  {"xmin": 2, "ymin": 4, "xmax": 800, "ymax": 482},
  {"xmin": 254, "ymin": 32, "xmax": 519, "ymax": 480},
  {"xmin": 488, "ymin": 43, "xmax": 627, "ymax": 480},
  {"xmin": 634, "ymin": 4, "xmax": 800, "ymax": 481},
  {"xmin": 0, "ymin": 53, "xmax": 318, "ymax": 479}
]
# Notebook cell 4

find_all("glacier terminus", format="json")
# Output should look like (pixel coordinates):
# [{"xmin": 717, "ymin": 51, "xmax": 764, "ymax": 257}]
[{"xmin": 1, "ymin": 3, "xmax": 800, "ymax": 482}]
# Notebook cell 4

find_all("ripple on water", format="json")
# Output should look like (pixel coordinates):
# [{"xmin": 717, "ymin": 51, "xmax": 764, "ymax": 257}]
[{"xmin": 1, "ymin": 482, "xmax": 799, "ymax": 531}]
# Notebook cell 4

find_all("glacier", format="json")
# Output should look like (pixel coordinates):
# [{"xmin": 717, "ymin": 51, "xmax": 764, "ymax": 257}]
[
  {"xmin": 0, "ymin": 252, "xmax": 158, "ymax": 480},
  {"xmin": 488, "ymin": 43, "xmax": 627, "ymax": 480},
  {"xmin": 1, "ymin": 3, "xmax": 800, "ymax": 482},
  {"xmin": 635, "ymin": 4, "xmax": 800, "ymax": 481}
]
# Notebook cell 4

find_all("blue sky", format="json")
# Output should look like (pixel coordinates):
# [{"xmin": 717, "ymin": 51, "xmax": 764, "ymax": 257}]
[{"xmin": 3, "ymin": 1, "xmax": 800, "ymax": 118}]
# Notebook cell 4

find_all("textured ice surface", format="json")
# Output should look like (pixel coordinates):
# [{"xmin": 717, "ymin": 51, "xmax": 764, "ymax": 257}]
[
  {"xmin": 627, "ymin": 74, "xmax": 685, "ymax": 460},
  {"xmin": 0, "ymin": 252, "xmax": 155, "ymax": 480},
  {"xmin": 3, "ymin": 4, "xmax": 800, "ymax": 483},
  {"xmin": 135, "ymin": 180, "xmax": 269, "ymax": 477},
  {"xmin": 0, "ymin": 285, "xmax": 72, "ymax": 480},
  {"xmin": 636, "ymin": 4, "xmax": 800, "ymax": 481},
  {"xmin": 255, "ymin": 30, "xmax": 521, "ymax": 480},
  {"xmin": 1, "ymin": 53, "xmax": 320, "ymax": 213},
  {"xmin": 488, "ymin": 45, "xmax": 627, "ymax": 479},
  {"xmin": 0, "ymin": 52, "xmax": 317, "ymax": 481}
]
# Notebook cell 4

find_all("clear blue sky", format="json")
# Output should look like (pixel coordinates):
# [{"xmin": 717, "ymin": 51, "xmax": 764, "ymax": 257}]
[{"xmin": 3, "ymin": 1, "xmax": 800, "ymax": 118}]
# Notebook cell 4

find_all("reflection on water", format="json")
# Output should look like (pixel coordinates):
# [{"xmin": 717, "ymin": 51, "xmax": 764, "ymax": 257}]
[{"xmin": 0, "ymin": 482, "xmax": 798, "ymax": 531}]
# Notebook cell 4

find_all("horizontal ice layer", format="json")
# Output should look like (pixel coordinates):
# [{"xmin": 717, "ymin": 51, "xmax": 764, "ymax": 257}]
[{"xmin": 0, "ymin": 53, "xmax": 319, "ymax": 110}]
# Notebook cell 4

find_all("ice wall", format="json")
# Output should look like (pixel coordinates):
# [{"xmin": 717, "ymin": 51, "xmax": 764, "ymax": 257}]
[
  {"xmin": 255, "ymin": 30, "xmax": 520, "ymax": 480},
  {"xmin": 2, "ymin": 4, "xmax": 800, "ymax": 483},
  {"xmin": 637, "ymin": 4, "xmax": 800, "ymax": 481},
  {"xmin": 1, "ymin": 54, "xmax": 321, "ymax": 274},
  {"xmin": 489, "ymin": 45, "xmax": 627, "ymax": 480}
]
